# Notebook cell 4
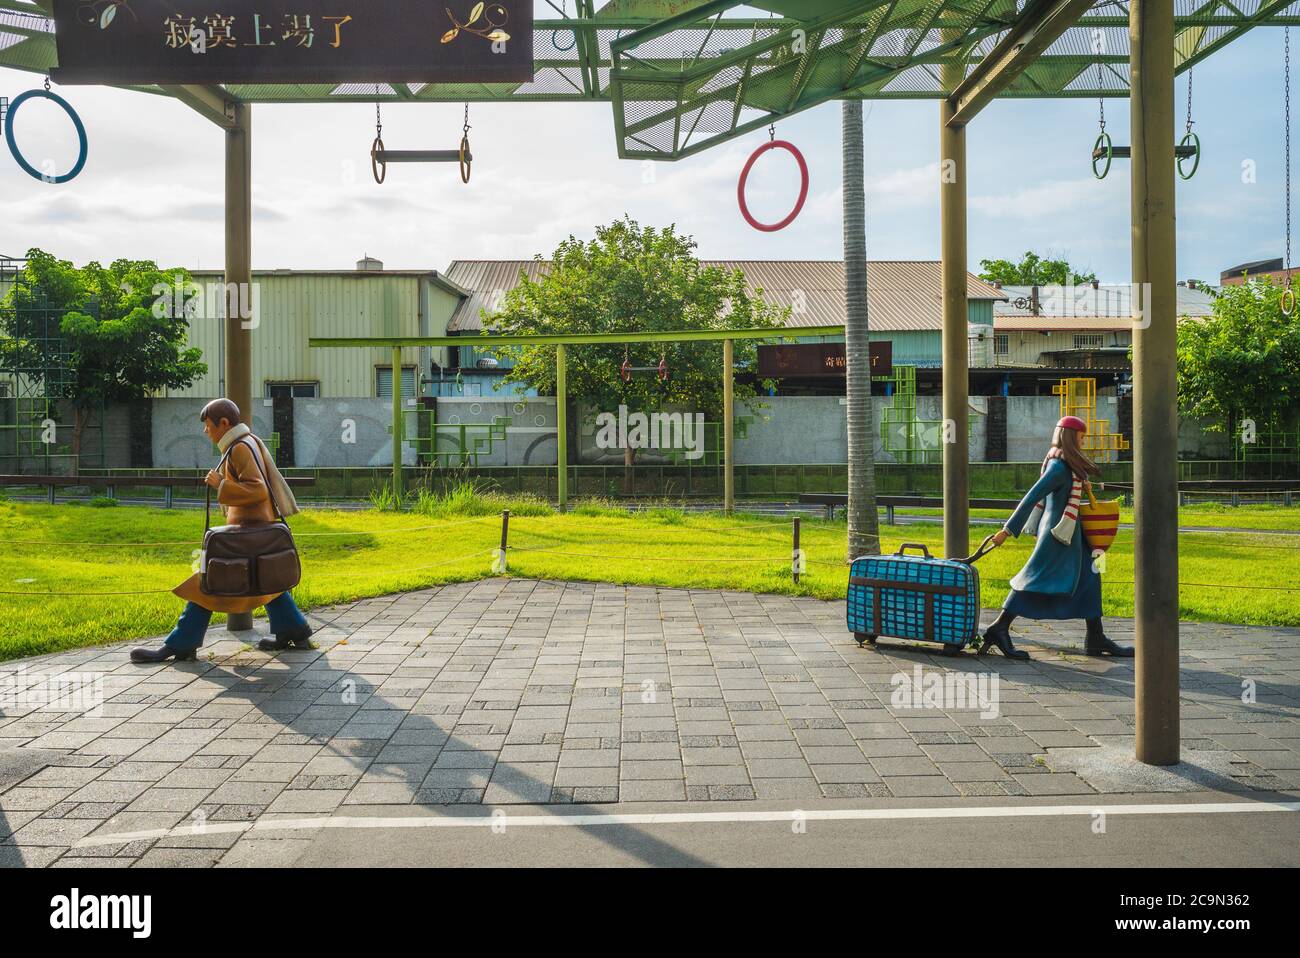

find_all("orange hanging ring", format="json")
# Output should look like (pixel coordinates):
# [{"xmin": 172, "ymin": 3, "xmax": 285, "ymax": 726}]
[
  {"xmin": 371, "ymin": 136, "xmax": 386, "ymax": 184},
  {"xmin": 738, "ymin": 139, "xmax": 809, "ymax": 232}
]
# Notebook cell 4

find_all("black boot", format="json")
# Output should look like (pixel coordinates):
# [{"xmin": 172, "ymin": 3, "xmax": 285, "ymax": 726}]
[
  {"xmin": 258, "ymin": 624, "xmax": 314, "ymax": 653},
  {"xmin": 1084, "ymin": 618, "xmax": 1134, "ymax": 657},
  {"xmin": 979, "ymin": 611, "xmax": 1029, "ymax": 660},
  {"xmin": 131, "ymin": 645, "xmax": 198, "ymax": 664}
]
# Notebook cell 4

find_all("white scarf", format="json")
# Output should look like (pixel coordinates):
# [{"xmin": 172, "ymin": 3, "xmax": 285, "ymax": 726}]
[
  {"xmin": 217, "ymin": 423, "xmax": 300, "ymax": 519},
  {"xmin": 1023, "ymin": 450, "xmax": 1081, "ymax": 546}
]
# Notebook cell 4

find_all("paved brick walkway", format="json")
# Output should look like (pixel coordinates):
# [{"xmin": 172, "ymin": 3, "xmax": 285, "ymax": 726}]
[{"xmin": 1, "ymin": 579, "xmax": 1298, "ymax": 866}]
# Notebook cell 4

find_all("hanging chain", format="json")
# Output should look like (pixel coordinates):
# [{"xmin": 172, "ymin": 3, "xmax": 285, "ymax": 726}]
[
  {"xmin": 1287, "ymin": 28, "xmax": 1292, "ymax": 272},
  {"xmin": 375, "ymin": 85, "xmax": 382, "ymax": 139},
  {"xmin": 1096, "ymin": 48, "xmax": 1105, "ymax": 132},
  {"xmin": 768, "ymin": 122, "xmax": 776, "ymax": 141},
  {"xmin": 43, "ymin": 76, "xmax": 50, "ymax": 92},
  {"xmin": 1185, "ymin": 66, "xmax": 1194, "ymax": 135},
  {"xmin": 463, "ymin": 102, "xmax": 472, "ymax": 138}
]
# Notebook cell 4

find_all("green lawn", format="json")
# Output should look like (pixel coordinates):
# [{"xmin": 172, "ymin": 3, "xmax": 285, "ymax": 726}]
[{"xmin": 0, "ymin": 496, "xmax": 1296, "ymax": 662}]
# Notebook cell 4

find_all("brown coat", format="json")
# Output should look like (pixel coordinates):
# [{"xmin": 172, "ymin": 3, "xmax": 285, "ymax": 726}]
[{"xmin": 173, "ymin": 437, "xmax": 284, "ymax": 614}]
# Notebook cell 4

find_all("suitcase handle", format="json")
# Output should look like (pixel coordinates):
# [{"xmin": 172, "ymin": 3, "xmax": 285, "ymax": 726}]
[
  {"xmin": 895, "ymin": 543, "xmax": 931, "ymax": 559},
  {"xmin": 962, "ymin": 533, "xmax": 1001, "ymax": 565}
]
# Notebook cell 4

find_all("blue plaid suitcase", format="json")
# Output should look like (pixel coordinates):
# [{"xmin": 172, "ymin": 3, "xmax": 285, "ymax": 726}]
[{"xmin": 847, "ymin": 538, "xmax": 996, "ymax": 657}]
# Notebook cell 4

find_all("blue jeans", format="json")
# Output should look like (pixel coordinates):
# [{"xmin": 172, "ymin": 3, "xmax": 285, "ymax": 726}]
[{"xmin": 165, "ymin": 593, "xmax": 308, "ymax": 652}]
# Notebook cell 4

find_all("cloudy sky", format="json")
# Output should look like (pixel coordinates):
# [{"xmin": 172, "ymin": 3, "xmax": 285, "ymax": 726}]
[{"xmin": 0, "ymin": 24, "xmax": 1288, "ymax": 283}]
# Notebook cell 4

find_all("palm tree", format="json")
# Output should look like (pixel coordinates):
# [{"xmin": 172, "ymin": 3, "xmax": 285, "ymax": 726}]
[{"xmin": 843, "ymin": 99, "xmax": 880, "ymax": 561}]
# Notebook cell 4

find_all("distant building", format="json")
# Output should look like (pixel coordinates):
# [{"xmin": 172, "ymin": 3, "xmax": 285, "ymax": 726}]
[
  {"xmin": 1220, "ymin": 257, "xmax": 1300, "ymax": 286},
  {"xmin": 991, "ymin": 281, "xmax": 1216, "ymax": 390},
  {"xmin": 443, "ymin": 259, "xmax": 1007, "ymax": 396}
]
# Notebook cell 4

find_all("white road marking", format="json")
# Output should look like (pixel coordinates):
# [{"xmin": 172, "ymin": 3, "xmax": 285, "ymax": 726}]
[{"xmin": 73, "ymin": 799, "xmax": 1300, "ymax": 849}]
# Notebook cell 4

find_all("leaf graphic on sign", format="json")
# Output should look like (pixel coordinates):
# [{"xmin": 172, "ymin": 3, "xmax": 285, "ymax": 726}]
[
  {"xmin": 487, "ymin": 30, "xmax": 510, "ymax": 42},
  {"xmin": 441, "ymin": 28, "xmax": 459, "ymax": 43},
  {"xmin": 467, "ymin": 2, "xmax": 484, "ymax": 25},
  {"xmin": 100, "ymin": 4, "xmax": 116, "ymax": 29}
]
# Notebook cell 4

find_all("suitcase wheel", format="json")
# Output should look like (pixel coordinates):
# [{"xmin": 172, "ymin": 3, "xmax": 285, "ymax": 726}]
[
  {"xmin": 940, "ymin": 642, "xmax": 965, "ymax": 658},
  {"xmin": 855, "ymin": 633, "xmax": 877, "ymax": 647}
]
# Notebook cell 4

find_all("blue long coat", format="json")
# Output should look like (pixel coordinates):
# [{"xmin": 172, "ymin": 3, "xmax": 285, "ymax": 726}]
[{"xmin": 998, "ymin": 454, "xmax": 1092, "ymax": 590}]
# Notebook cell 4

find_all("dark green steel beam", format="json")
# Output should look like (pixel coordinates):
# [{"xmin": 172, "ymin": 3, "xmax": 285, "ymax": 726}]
[{"xmin": 309, "ymin": 327, "xmax": 844, "ymax": 350}]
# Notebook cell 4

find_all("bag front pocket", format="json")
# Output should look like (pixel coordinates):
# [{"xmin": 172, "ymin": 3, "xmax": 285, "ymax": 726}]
[
  {"xmin": 204, "ymin": 557, "xmax": 252, "ymax": 596},
  {"xmin": 256, "ymin": 548, "xmax": 302, "ymax": 594}
]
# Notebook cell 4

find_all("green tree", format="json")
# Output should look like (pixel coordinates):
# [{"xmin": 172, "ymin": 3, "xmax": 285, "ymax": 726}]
[
  {"xmin": 978, "ymin": 251, "xmax": 1097, "ymax": 286},
  {"xmin": 1176, "ymin": 277, "xmax": 1300, "ymax": 436},
  {"xmin": 0, "ymin": 248, "xmax": 207, "ymax": 470},
  {"xmin": 486, "ymin": 218, "xmax": 786, "ymax": 477}
]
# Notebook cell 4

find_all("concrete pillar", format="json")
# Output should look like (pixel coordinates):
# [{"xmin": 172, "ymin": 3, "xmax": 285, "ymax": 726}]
[
  {"xmin": 723, "ymin": 338, "xmax": 735, "ymax": 515},
  {"xmin": 225, "ymin": 102, "xmax": 253, "ymax": 635},
  {"xmin": 940, "ymin": 82, "xmax": 970, "ymax": 560},
  {"xmin": 1130, "ymin": 0, "xmax": 1180, "ymax": 765}
]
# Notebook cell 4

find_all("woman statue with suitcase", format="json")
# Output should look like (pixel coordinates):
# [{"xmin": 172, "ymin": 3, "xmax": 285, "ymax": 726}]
[
  {"xmin": 131, "ymin": 399, "xmax": 314, "ymax": 664},
  {"xmin": 982, "ymin": 415, "xmax": 1133, "ymax": 660}
]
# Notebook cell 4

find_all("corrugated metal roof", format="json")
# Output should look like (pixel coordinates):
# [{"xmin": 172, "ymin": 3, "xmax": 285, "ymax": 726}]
[
  {"xmin": 994, "ymin": 283, "xmax": 1216, "ymax": 330},
  {"xmin": 443, "ymin": 259, "xmax": 1006, "ymax": 333}
]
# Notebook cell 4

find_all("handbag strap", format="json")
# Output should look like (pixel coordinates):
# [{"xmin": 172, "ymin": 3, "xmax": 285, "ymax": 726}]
[{"xmin": 206, "ymin": 436, "xmax": 286, "ymax": 528}]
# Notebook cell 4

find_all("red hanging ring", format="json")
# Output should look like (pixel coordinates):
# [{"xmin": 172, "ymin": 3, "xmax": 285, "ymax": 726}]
[
  {"xmin": 657, "ymin": 358, "xmax": 669, "ymax": 382},
  {"xmin": 738, "ymin": 139, "xmax": 809, "ymax": 232},
  {"xmin": 620, "ymin": 358, "xmax": 632, "ymax": 383}
]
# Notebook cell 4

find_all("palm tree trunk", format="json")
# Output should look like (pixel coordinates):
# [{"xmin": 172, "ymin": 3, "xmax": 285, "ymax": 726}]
[{"xmin": 843, "ymin": 100, "xmax": 880, "ymax": 560}]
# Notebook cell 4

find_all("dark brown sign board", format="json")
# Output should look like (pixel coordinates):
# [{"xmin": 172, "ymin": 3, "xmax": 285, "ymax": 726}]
[
  {"xmin": 757, "ymin": 342, "xmax": 893, "ymax": 379},
  {"xmin": 50, "ymin": 1, "xmax": 534, "ymax": 85}
]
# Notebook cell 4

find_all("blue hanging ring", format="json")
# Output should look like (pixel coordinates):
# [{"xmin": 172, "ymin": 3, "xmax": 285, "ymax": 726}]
[{"xmin": 4, "ymin": 88, "xmax": 88, "ymax": 184}]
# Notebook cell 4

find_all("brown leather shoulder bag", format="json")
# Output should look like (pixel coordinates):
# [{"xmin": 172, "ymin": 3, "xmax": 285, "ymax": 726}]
[{"xmin": 199, "ymin": 438, "xmax": 302, "ymax": 597}]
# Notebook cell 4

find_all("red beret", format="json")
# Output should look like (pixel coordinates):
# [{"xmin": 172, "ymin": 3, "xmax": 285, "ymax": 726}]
[{"xmin": 1058, "ymin": 415, "xmax": 1088, "ymax": 434}]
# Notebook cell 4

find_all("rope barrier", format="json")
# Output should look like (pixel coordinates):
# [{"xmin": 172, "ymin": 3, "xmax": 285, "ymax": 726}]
[
  {"xmin": 0, "ymin": 514, "xmax": 500, "ymax": 549},
  {"xmin": 508, "ymin": 546, "xmax": 781, "ymax": 563},
  {"xmin": 310, "ymin": 550, "xmax": 491, "ymax": 577}
]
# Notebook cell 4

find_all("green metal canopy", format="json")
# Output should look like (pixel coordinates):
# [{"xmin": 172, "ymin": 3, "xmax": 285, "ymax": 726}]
[{"xmin": 2, "ymin": 0, "xmax": 1297, "ymax": 158}]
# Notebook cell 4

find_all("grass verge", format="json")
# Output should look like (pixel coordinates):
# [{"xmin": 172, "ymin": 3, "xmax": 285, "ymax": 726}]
[{"xmin": 0, "ymin": 489, "xmax": 1295, "ymax": 661}]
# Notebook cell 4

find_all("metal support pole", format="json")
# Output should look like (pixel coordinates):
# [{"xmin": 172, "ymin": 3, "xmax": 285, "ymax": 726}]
[
  {"xmin": 1131, "ymin": 0, "xmax": 1180, "ymax": 766},
  {"xmin": 556, "ymin": 344, "xmax": 568, "ymax": 511},
  {"xmin": 224, "ymin": 102, "xmax": 253, "ymax": 432},
  {"xmin": 392, "ymin": 345, "xmax": 404, "ymax": 508},
  {"xmin": 724, "ymin": 338, "xmax": 735, "ymax": 515},
  {"xmin": 225, "ymin": 103, "xmax": 255, "ymax": 635},
  {"xmin": 940, "ymin": 80, "xmax": 970, "ymax": 561},
  {"xmin": 499, "ymin": 509, "xmax": 510, "ymax": 573}
]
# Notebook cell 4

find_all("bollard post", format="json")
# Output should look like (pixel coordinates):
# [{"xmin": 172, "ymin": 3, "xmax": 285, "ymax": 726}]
[
  {"xmin": 886, "ymin": 504, "xmax": 895, "ymax": 525},
  {"xmin": 47, "ymin": 484, "xmax": 55, "ymax": 505},
  {"xmin": 165, "ymin": 485, "xmax": 174, "ymax": 509},
  {"xmin": 793, "ymin": 517, "xmax": 801, "ymax": 585},
  {"xmin": 499, "ymin": 509, "xmax": 510, "ymax": 574}
]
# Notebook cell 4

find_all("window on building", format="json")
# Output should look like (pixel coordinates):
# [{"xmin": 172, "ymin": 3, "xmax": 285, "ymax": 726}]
[
  {"xmin": 1074, "ymin": 333, "xmax": 1105, "ymax": 350},
  {"xmin": 994, "ymin": 334, "xmax": 1009, "ymax": 355},
  {"xmin": 265, "ymin": 381, "xmax": 319, "ymax": 399},
  {"xmin": 376, "ymin": 366, "xmax": 418, "ymax": 400}
]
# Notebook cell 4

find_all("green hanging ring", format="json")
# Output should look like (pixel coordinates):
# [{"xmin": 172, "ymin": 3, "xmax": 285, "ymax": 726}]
[
  {"xmin": 1177, "ymin": 131, "xmax": 1201, "ymax": 180},
  {"xmin": 1092, "ymin": 131, "xmax": 1112, "ymax": 179}
]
